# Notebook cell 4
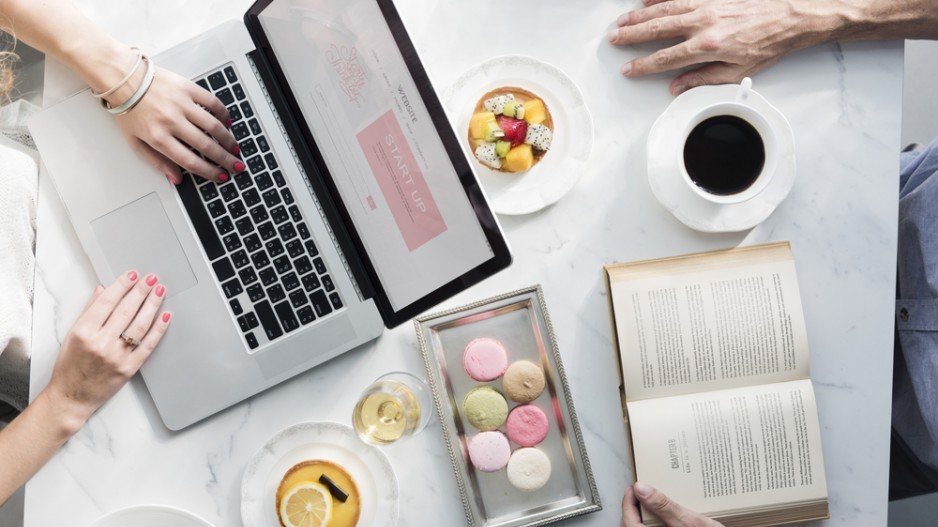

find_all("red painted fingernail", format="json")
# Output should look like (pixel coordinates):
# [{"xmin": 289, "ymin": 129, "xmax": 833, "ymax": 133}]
[
  {"xmin": 218, "ymin": 173, "xmax": 229, "ymax": 182},
  {"xmin": 162, "ymin": 312, "xmax": 172, "ymax": 323},
  {"xmin": 232, "ymin": 145, "xmax": 240, "ymax": 156},
  {"xmin": 146, "ymin": 274, "xmax": 158, "ymax": 286},
  {"xmin": 155, "ymin": 284, "xmax": 166, "ymax": 297},
  {"xmin": 128, "ymin": 271, "xmax": 138, "ymax": 281},
  {"xmin": 225, "ymin": 118, "xmax": 232, "ymax": 128},
  {"xmin": 234, "ymin": 161, "xmax": 245, "ymax": 172}
]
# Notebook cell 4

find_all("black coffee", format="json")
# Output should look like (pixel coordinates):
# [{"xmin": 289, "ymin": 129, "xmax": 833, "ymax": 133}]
[{"xmin": 683, "ymin": 115, "xmax": 765, "ymax": 196}]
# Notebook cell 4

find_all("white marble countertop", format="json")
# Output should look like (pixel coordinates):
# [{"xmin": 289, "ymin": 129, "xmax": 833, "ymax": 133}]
[{"xmin": 27, "ymin": 1, "xmax": 901, "ymax": 526}]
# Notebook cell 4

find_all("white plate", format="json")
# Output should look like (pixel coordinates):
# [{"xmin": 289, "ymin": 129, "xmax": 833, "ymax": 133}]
[
  {"xmin": 241, "ymin": 422, "xmax": 399, "ymax": 527},
  {"xmin": 89, "ymin": 505, "xmax": 214, "ymax": 527},
  {"xmin": 442, "ymin": 55, "xmax": 594, "ymax": 215},
  {"xmin": 647, "ymin": 83, "xmax": 796, "ymax": 232}
]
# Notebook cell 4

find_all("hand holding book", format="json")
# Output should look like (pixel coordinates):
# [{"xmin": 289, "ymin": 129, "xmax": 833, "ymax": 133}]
[
  {"xmin": 622, "ymin": 482, "xmax": 724, "ymax": 527},
  {"xmin": 606, "ymin": 242, "xmax": 829, "ymax": 527}
]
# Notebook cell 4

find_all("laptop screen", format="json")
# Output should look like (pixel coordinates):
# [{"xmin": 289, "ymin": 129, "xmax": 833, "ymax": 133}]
[{"xmin": 253, "ymin": 0, "xmax": 499, "ymax": 314}]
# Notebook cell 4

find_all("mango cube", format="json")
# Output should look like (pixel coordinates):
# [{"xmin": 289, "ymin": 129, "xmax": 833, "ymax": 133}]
[
  {"xmin": 523, "ymin": 99, "xmax": 547, "ymax": 125},
  {"xmin": 470, "ymin": 112, "xmax": 497, "ymax": 140},
  {"xmin": 504, "ymin": 144, "xmax": 534, "ymax": 173}
]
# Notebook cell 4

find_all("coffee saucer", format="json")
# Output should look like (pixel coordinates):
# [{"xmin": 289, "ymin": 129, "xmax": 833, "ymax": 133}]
[{"xmin": 647, "ymin": 83, "xmax": 796, "ymax": 232}]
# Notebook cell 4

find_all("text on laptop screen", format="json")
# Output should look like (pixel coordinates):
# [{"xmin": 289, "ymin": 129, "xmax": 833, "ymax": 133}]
[{"xmin": 258, "ymin": 0, "xmax": 494, "ymax": 311}]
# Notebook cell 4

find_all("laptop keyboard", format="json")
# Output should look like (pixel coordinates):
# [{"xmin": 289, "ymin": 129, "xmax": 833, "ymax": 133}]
[{"xmin": 175, "ymin": 62, "xmax": 344, "ymax": 351}]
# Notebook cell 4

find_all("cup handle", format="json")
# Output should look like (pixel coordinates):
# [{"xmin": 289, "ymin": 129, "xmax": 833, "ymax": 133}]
[{"xmin": 735, "ymin": 77, "xmax": 753, "ymax": 103}]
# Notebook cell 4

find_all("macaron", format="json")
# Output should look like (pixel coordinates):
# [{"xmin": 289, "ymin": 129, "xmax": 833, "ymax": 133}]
[
  {"xmin": 463, "ymin": 386, "xmax": 509, "ymax": 431},
  {"xmin": 506, "ymin": 404, "xmax": 549, "ymax": 447},
  {"xmin": 467, "ymin": 431, "xmax": 511, "ymax": 472},
  {"xmin": 463, "ymin": 337, "xmax": 509, "ymax": 382},
  {"xmin": 502, "ymin": 360, "xmax": 546, "ymax": 403},
  {"xmin": 507, "ymin": 447, "xmax": 552, "ymax": 491}
]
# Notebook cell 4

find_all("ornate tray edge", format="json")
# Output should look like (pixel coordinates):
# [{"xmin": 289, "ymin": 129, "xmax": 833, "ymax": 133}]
[{"xmin": 414, "ymin": 284, "xmax": 603, "ymax": 527}]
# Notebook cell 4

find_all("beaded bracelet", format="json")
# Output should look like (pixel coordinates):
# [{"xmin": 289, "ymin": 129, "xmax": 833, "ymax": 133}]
[
  {"xmin": 91, "ymin": 47, "xmax": 143, "ymax": 99},
  {"xmin": 102, "ymin": 55, "xmax": 156, "ymax": 116}
]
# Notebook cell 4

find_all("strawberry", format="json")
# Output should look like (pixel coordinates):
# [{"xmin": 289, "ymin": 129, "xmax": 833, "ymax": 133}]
[{"xmin": 497, "ymin": 116, "xmax": 528, "ymax": 147}]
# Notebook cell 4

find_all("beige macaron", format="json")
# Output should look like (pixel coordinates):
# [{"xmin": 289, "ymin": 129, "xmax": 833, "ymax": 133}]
[{"xmin": 502, "ymin": 360, "xmax": 546, "ymax": 403}]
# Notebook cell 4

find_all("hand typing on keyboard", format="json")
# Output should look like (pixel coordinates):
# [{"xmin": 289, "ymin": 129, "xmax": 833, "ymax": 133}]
[
  {"xmin": 176, "ymin": 64, "xmax": 345, "ymax": 351},
  {"xmin": 114, "ymin": 67, "xmax": 245, "ymax": 184},
  {"xmin": 0, "ymin": 0, "xmax": 242, "ymax": 184}
]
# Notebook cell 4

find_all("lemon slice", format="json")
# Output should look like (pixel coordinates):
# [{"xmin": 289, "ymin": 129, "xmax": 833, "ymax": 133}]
[{"xmin": 279, "ymin": 482, "xmax": 332, "ymax": 527}]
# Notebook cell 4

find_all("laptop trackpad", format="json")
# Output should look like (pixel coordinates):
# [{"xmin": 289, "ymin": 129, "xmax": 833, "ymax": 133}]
[{"xmin": 91, "ymin": 192, "xmax": 197, "ymax": 297}]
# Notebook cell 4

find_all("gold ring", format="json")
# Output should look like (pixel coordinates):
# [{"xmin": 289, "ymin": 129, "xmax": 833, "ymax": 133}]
[{"xmin": 119, "ymin": 332, "xmax": 141, "ymax": 350}]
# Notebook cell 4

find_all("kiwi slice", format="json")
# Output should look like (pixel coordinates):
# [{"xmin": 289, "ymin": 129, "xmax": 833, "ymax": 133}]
[{"xmin": 484, "ymin": 121, "xmax": 505, "ymax": 142}]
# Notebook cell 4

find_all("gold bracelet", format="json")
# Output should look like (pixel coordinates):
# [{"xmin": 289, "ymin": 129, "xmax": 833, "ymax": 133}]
[{"xmin": 91, "ymin": 47, "xmax": 143, "ymax": 99}]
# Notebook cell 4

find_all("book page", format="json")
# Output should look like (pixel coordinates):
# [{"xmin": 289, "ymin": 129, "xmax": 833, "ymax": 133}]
[
  {"xmin": 627, "ymin": 379, "xmax": 827, "ymax": 520},
  {"xmin": 609, "ymin": 244, "xmax": 809, "ymax": 401}
]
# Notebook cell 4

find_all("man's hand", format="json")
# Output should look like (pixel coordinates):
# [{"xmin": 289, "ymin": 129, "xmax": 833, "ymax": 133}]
[
  {"xmin": 608, "ymin": 0, "xmax": 847, "ymax": 94},
  {"xmin": 621, "ymin": 482, "xmax": 724, "ymax": 527}
]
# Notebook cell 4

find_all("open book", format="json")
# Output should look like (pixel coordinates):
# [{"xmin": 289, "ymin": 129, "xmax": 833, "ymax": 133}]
[{"xmin": 604, "ymin": 242, "xmax": 828, "ymax": 527}]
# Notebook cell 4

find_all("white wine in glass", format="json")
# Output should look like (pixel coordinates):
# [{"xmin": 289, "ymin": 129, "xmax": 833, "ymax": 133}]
[{"xmin": 352, "ymin": 372, "xmax": 431, "ymax": 445}]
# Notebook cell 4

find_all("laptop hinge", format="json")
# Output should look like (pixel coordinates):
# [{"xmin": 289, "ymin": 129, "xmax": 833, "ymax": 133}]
[{"xmin": 245, "ymin": 49, "xmax": 373, "ymax": 303}]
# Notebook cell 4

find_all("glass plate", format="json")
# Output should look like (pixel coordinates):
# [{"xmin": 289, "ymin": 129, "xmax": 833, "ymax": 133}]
[
  {"xmin": 442, "ymin": 56, "xmax": 594, "ymax": 215},
  {"xmin": 415, "ymin": 285, "xmax": 601, "ymax": 527},
  {"xmin": 89, "ymin": 505, "xmax": 214, "ymax": 527},
  {"xmin": 240, "ymin": 421, "xmax": 399, "ymax": 527}
]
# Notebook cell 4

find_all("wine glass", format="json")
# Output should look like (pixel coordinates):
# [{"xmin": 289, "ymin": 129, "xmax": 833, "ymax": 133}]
[{"xmin": 352, "ymin": 372, "xmax": 432, "ymax": 445}]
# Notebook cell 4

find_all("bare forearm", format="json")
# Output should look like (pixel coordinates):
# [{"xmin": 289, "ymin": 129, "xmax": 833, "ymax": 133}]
[
  {"xmin": 0, "ymin": 0, "xmax": 133, "ymax": 92},
  {"xmin": 836, "ymin": 0, "xmax": 938, "ymax": 41},
  {"xmin": 0, "ymin": 389, "xmax": 85, "ymax": 505},
  {"xmin": 611, "ymin": 0, "xmax": 938, "ymax": 94}
]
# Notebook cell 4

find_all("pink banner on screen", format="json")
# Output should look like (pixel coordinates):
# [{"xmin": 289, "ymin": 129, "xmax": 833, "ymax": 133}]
[{"xmin": 357, "ymin": 110, "xmax": 447, "ymax": 251}]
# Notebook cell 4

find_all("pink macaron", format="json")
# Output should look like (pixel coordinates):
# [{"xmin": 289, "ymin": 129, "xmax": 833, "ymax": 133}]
[
  {"xmin": 506, "ymin": 404, "xmax": 550, "ymax": 447},
  {"xmin": 467, "ymin": 431, "xmax": 511, "ymax": 472},
  {"xmin": 463, "ymin": 337, "xmax": 509, "ymax": 382}
]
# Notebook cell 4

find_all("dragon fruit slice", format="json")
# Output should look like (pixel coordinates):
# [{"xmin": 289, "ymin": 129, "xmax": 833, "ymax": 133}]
[
  {"xmin": 524, "ymin": 123, "xmax": 552, "ymax": 152},
  {"xmin": 475, "ymin": 142, "xmax": 502, "ymax": 169},
  {"xmin": 483, "ymin": 94, "xmax": 515, "ymax": 115}
]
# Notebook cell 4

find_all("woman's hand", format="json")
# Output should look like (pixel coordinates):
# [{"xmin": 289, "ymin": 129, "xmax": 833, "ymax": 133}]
[
  {"xmin": 608, "ymin": 0, "xmax": 847, "ymax": 95},
  {"xmin": 0, "ymin": 270, "xmax": 172, "ymax": 503},
  {"xmin": 111, "ymin": 66, "xmax": 244, "ymax": 185},
  {"xmin": 44, "ymin": 271, "xmax": 172, "ymax": 431},
  {"xmin": 621, "ymin": 482, "xmax": 724, "ymax": 527},
  {"xmin": 0, "ymin": 0, "xmax": 244, "ymax": 184}
]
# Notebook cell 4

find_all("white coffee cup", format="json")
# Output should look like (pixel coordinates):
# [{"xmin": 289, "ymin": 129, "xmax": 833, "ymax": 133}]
[{"xmin": 680, "ymin": 78, "xmax": 779, "ymax": 205}]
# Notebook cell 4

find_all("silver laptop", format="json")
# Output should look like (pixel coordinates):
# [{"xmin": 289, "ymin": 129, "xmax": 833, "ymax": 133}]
[{"xmin": 30, "ymin": 0, "xmax": 511, "ymax": 430}]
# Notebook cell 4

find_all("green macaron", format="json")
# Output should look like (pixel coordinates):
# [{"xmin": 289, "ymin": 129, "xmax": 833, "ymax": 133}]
[{"xmin": 463, "ymin": 386, "xmax": 509, "ymax": 431}]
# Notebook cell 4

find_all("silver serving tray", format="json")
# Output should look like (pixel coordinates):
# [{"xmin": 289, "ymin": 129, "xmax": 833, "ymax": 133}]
[{"xmin": 415, "ymin": 285, "xmax": 601, "ymax": 527}]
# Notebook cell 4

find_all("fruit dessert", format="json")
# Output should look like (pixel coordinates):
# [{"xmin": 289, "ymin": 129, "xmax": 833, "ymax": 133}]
[
  {"xmin": 276, "ymin": 460, "xmax": 361, "ymax": 527},
  {"xmin": 468, "ymin": 87, "xmax": 553, "ymax": 173}
]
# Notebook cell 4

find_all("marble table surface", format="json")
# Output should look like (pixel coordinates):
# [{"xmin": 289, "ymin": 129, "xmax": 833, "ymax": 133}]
[{"xmin": 27, "ymin": 0, "xmax": 901, "ymax": 526}]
